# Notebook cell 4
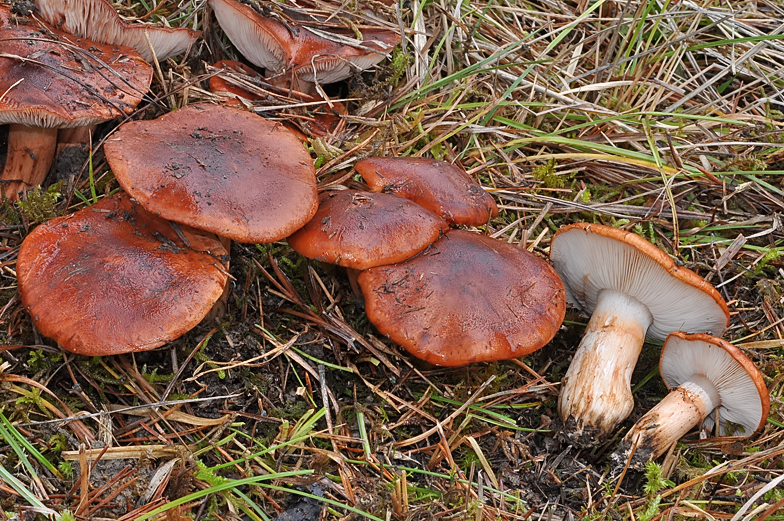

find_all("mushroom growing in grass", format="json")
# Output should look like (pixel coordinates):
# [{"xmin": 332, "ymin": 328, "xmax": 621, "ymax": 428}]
[
  {"xmin": 611, "ymin": 332, "xmax": 769, "ymax": 469},
  {"xmin": 209, "ymin": 0, "xmax": 399, "ymax": 95},
  {"xmin": 355, "ymin": 156, "xmax": 499, "ymax": 226},
  {"xmin": 0, "ymin": 5, "xmax": 152, "ymax": 200},
  {"xmin": 550, "ymin": 223, "xmax": 730, "ymax": 445},
  {"xmin": 16, "ymin": 192, "xmax": 229, "ymax": 356},
  {"xmin": 287, "ymin": 190, "xmax": 448, "ymax": 270},
  {"xmin": 287, "ymin": 190, "xmax": 448, "ymax": 297},
  {"xmin": 103, "ymin": 104, "xmax": 318, "ymax": 243},
  {"xmin": 34, "ymin": 0, "xmax": 201, "ymax": 62},
  {"xmin": 358, "ymin": 229, "xmax": 566, "ymax": 366}
]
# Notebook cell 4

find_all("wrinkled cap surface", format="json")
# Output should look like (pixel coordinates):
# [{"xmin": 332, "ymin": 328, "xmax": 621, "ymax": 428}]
[
  {"xmin": 661, "ymin": 332, "xmax": 769, "ymax": 438},
  {"xmin": 358, "ymin": 229, "xmax": 566, "ymax": 366},
  {"xmin": 550, "ymin": 223, "xmax": 730, "ymax": 340},
  {"xmin": 356, "ymin": 157, "xmax": 499, "ymax": 226},
  {"xmin": 288, "ymin": 190, "xmax": 447, "ymax": 270},
  {"xmin": 209, "ymin": 0, "xmax": 398, "ymax": 83},
  {"xmin": 17, "ymin": 193, "xmax": 229, "ymax": 356},
  {"xmin": 0, "ymin": 6, "xmax": 152, "ymax": 128},
  {"xmin": 34, "ymin": 0, "xmax": 201, "ymax": 62},
  {"xmin": 104, "ymin": 104, "xmax": 319, "ymax": 243}
]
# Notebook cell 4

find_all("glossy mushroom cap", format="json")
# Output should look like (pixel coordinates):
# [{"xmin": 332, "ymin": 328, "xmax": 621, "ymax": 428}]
[
  {"xmin": 209, "ymin": 0, "xmax": 399, "ymax": 85},
  {"xmin": 550, "ymin": 223, "xmax": 730, "ymax": 445},
  {"xmin": 34, "ymin": 0, "xmax": 201, "ymax": 62},
  {"xmin": 17, "ymin": 193, "xmax": 229, "ymax": 356},
  {"xmin": 0, "ymin": 5, "xmax": 152, "ymax": 200},
  {"xmin": 104, "ymin": 104, "xmax": 319, "ymax": 243},
  {"xmin": 612, "ymin": 332, "xmax": 769, "ymax": 468},
  {"xmin": 288, "ymin": 190, "xmax": 448, "ymax": 270},
  {"xmin": 355, "ymin": 157, "xmax": 499, "ymax": 226},
  {"xmin": 358, "ymin": 229, "xmax": 566, "ymax": 366},
  {"xmin": 551, "ymin": 223, "xmax": 730, "ymax": 339}
]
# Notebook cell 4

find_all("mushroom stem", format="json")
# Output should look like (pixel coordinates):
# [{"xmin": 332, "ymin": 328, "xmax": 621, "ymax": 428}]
[
  {"xmin": 612, "ymin": 375, "xmax": 719, "ymax": 469},
  {"xmin": 558, "ymin": 288, "xmax": 653, "ymax": 444},
  {"xmin": 2, "ymin": 125, "xmax": 58, "ymax": 201},
  {"xmin": 56, "ymin": 125, "xmax": 97, "ymax": 154}
]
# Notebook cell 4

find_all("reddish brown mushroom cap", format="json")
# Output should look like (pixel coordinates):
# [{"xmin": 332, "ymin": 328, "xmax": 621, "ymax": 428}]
[
  {"xmin": 34, "ymin": 0, "xmax": 201, "ymax": 62},
  {"xmin": 355, "ymin": 157, "xmax": 499, "ymax": 226},
  {"xmin": 0, "ymin": 7, "xmax": 152, "ymax": 127},
  {"xmin": 104, "ymin": 104, "xmax": 319, "ymax": 243},
  {"xmin": 0, "ymin": 5, "xmax": 152, "ymax": 199},
  {"xmin": 17, "ymin": 193, "xmax": 229, "ymax": 356},
  {"xmin": 209, "ymin": 0, "xmax": 399, "ymax": 85},
  {"xmin": 288, "ymin": 190, "xmax": 448, "ymax": 270},
  {"xmin": 358, "ymin": 229, "xmax": 566, "ymax": 366}
]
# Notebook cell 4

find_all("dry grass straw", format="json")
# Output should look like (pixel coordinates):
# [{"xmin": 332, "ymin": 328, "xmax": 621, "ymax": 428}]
[{"xmin": 1, "ymin": 0, "xmax": 784, "ymax": 519}]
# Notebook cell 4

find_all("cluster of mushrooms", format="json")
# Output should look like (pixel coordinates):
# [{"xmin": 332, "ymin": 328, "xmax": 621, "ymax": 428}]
[{"xmin": 3, "ymin": 0, "xmax": 770, "ymax": 471}]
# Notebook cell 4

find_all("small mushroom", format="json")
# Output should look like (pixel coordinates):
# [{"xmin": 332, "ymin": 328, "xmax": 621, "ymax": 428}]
[
  {"xmin": 103, "ymin": 104, "xmax": 319, "ymax": 243},
  {"xmin": 287, "ymin": 190, "xmax": 448, "ymax": 270},
  {"xmin": 34, "ymin": 0, "xmax": 201, "ymax": 62},
  {"xmin": 0, "ymin": 5, "xmax": 152, "ymax": 200},
  {"xmin": 209, "ymin": 0, "xmax": 399, "ymax": 94},
  {"xmin": 16, "ymin": 192, "xmax": 229, "ymax": 356},
  {"xmin": 550, "ymin": 223, "xmax": 730, "ymax": 444},
  {"xmin": 358, "ymin": 229, "xmax": 566, "ymax": 366},
  {"xmin": 611, "ymin": 332, "xmax": 769, "ymax": 469},
  {"xmin": 355, "ymin": 157, "xmax": 498, "ymax": 226}
]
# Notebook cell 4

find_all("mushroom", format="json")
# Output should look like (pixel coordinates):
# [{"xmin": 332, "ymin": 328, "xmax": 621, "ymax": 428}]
[
  {"xmin": 103, "ymin": 104, "xmax": 318, "ymax": 243},
  {"xmin": 16, "ymin": 192, "xmax": 229, "ymax": 356},
  {"xmin": 611, "ymin": 332, "xmax": 769, "ymax": 469},
  {"xmin": 549, "ymin": 223, "xmax": 730, "ymax": 444},
  {"xmin": 0, "ymin": 5, "xmax": 152, "ymax": 200},
  {"xmin": 209, "ymin": 0, "xmax": 399, "ymax": 95},
  {"xmin": 207, "ymin": 60, "xmax": 345, "ymax": 138},
  {"xmin": 287, "ymin": 190, "xmax": 448, "ymax": 270},
  {"xmin": 357, "ymin": 229, "xmax": 566, "ymax": 366},
  {"xmin": 355, "ymin": 156, "xmax": 499, "ymax": 226},
  {"xmin": 33, "ymin": 0, "xmax": 201, "ymax": 62}
]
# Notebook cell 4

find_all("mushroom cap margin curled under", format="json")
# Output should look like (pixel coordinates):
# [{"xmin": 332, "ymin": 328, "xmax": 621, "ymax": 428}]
[
  {"xmin": 549, "ymin": 222, "xmax": 730, "ymax": 340},
  {"xmin": 358, "ymin": 229, "xmax": 566, "ymax": 366},
  {"xmin": 17, "ymin": 192, "xmax": 229, "ymax": 356}
]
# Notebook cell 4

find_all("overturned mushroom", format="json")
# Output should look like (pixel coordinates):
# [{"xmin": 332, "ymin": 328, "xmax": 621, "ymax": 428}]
[
  {"xmin": 209, "ymin": 0, "xmax": 398, "ymax": 94},
  {"xmin": 16, "ymin": 192, "xmax": 229, "ymax": 356},
  {"xmin": 550, "ymin": 223, "xmax": 730, "ymax": 445},
  {"xmin": 358, "ymin": 229, "xmax": 566, "ymax": 366},
  {"xmin": 0, "ymin": 5, "xmax": 152, "ymax": 200},
  {"xmin": 611, "ymin": 332, "xmax": 769, "ymax": 469},
  {"xmin": 34, "ymin": 0, "xmax": 201, "ymax": 62}
]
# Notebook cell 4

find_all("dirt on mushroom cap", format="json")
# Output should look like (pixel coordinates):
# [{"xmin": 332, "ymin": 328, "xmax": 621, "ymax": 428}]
[
  {"xmin": 287, "ymin": 190, "xmax": 449, "ymax": 270},
  {"xmin": 358, "ymin": 229, "xmax": 566, "ymax": 366},
  {"xmin": 16, "ymin": 192, "xmax": 229, "ymax": 356},
  {"xmin": 104, "ymin": 104, "xmax": 319, "ymax": 243}
]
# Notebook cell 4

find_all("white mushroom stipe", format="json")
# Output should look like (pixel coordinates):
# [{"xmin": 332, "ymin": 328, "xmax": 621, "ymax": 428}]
[
  {"xmin": 558, "ymin": 288, "xmax": 653, "ymax": 441},
  {"xmin": 611, "ymin": 332, "xmax": 769, "ymax": 469},
  {"xmin": 550, "ymin": 223, "xmax": 729, "ymax": 444}
]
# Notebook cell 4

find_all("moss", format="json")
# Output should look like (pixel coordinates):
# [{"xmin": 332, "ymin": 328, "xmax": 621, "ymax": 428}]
[{"xmin": 16, "ymin": 181, "xmax": 63, "ymax": 224}]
